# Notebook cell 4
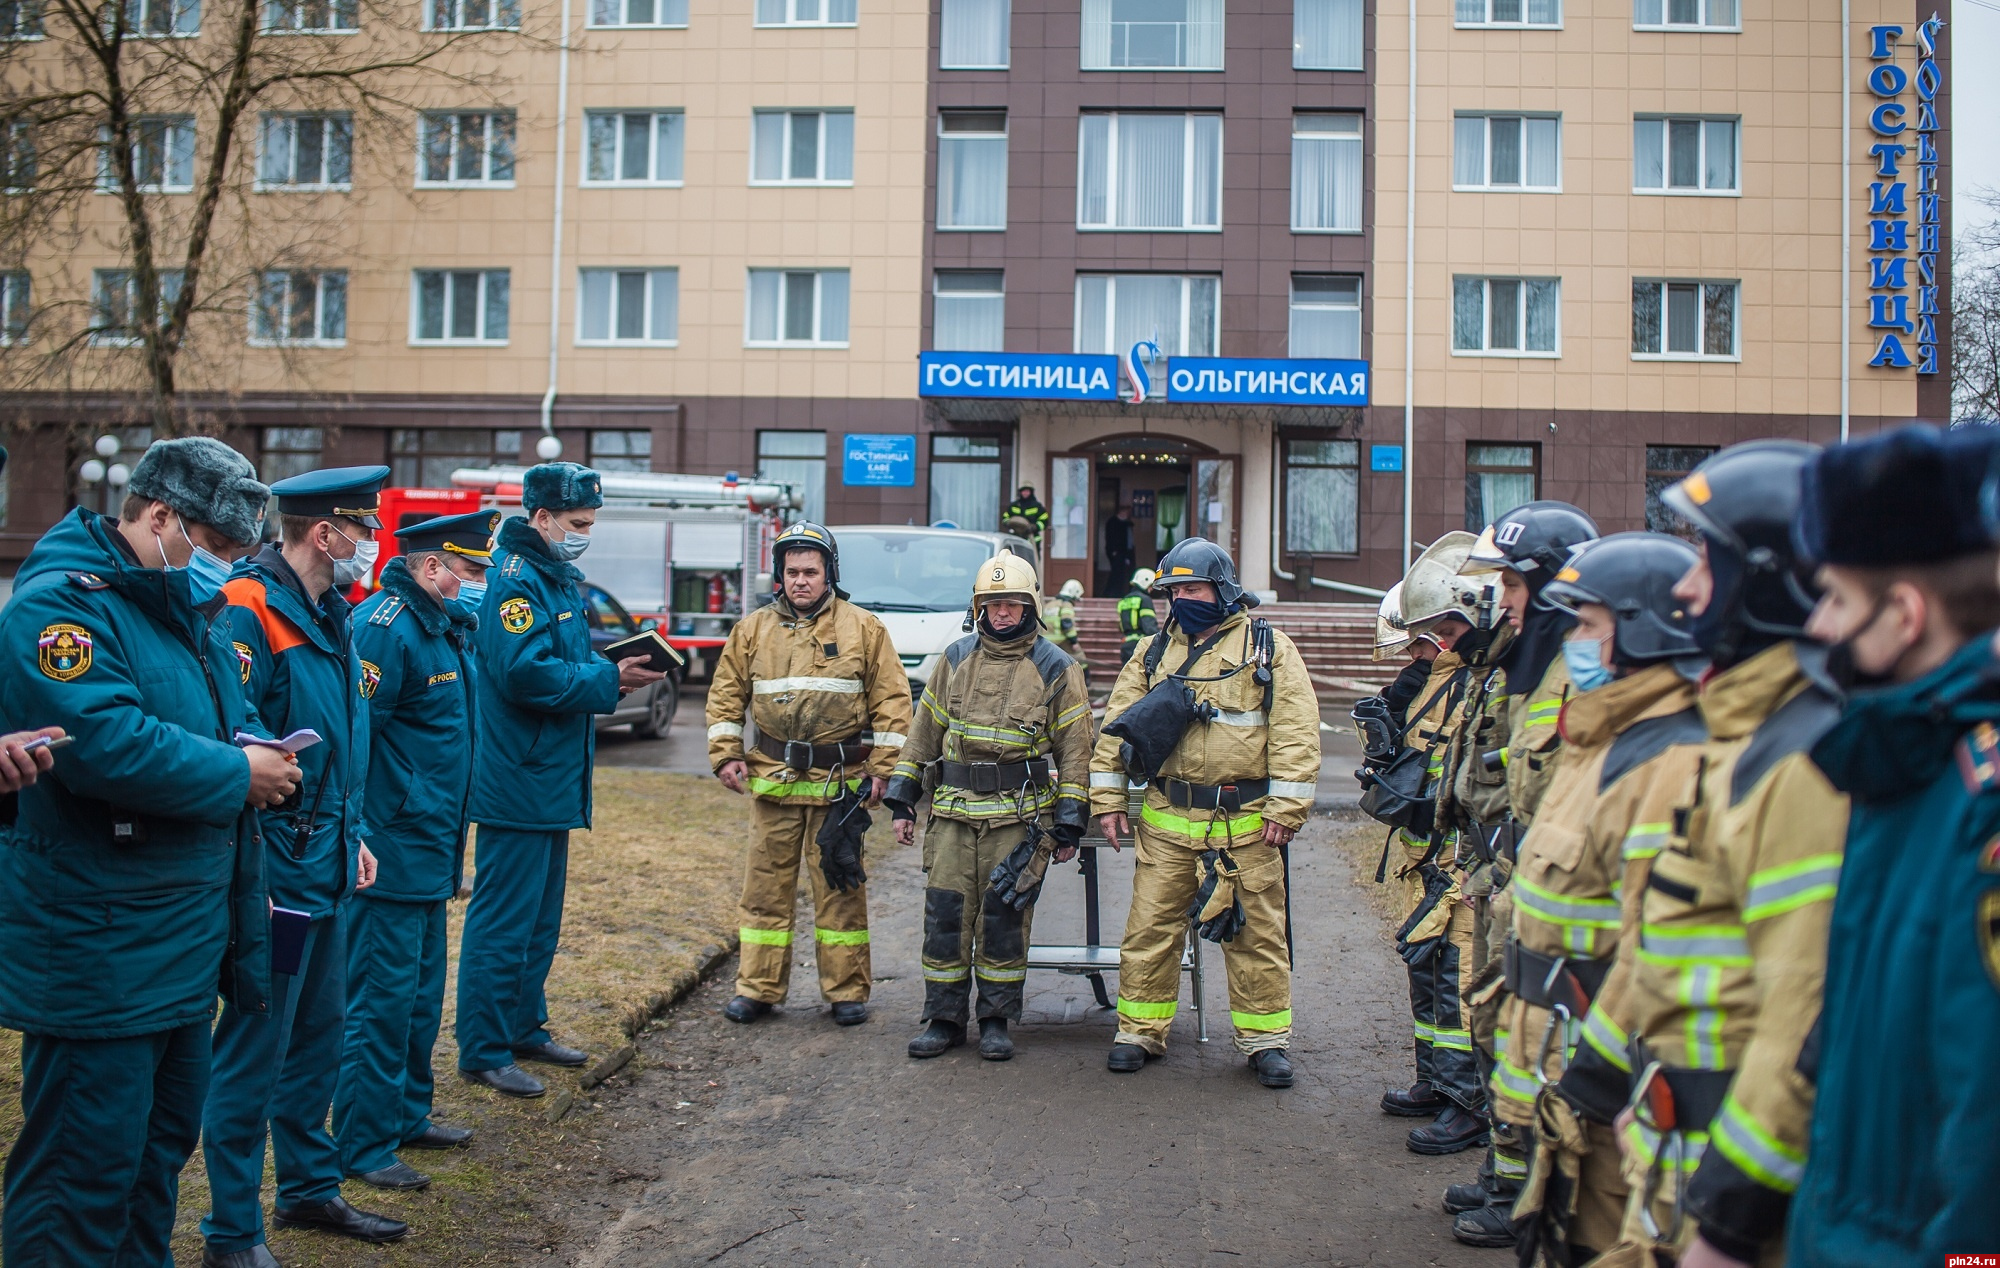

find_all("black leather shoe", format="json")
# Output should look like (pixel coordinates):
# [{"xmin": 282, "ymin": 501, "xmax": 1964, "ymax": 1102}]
[
  {"xmin": 1106, "ymin": 1042, "xmax": 1154, "ymax": 1073},
  {"xmin": 272, "ymin": 1196, "xmax": 409, "ymax": 1244},
  {"xmin": 1442, "ymin": 1179, "xmax": 1491, "ymax": 1214},
  {"xmin": 202, "ymin": 1245, "xmax": 282, "ymax": 1268},
  {"xmin": 513, "ymin": 1040, "xmax": 589, "ymax": 1067},
  {"xmin": 978, "ymin": 1018, "xmax": 1014, "ymax": 1061},
  {"xmin": 403, "ymin": 1123, "xmax": 473, "ymax": 1150},
  {"xmin": 907, "ymin": 1019, "xmax": 964, "ymax": 1058},
  {"xmin": 355, "ymin": 1161, "xmax": 431, "ymax": 1191},
  {"xmin": 723, "ymin": 995, "xmax": 773, "ymax": 1024},
  {"xmin": 1382, "ymin": 1080, "xmax": 1451, "ymax": 1116},
  {"xmin": 830, "ymin": 1001, "xmax": 868, "ymax": 1026},
  {"xmin": 459, "ymin": 1063, "xmax": 546, "ymax": 1098},
  {"xmin": 1452, "ymin": 1202, "xmax": 1519, "ymax": 1248},
  {"xmin": 1249, "ymin": 1048, "xmax": 1295, "ymax": 1088},
  {"xmin": 1407, "ymin": 1105, "xmax": 1492, "ymax": 1156}
]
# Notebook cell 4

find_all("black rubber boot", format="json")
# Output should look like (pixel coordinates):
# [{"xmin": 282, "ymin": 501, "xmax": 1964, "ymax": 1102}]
[
  {"xmin": 907, "ymin": 1020, "xmax": 965, "ymax": 1058},
  {"xmin": 1382, "ymin": 1080, "xmax": 1451, "ymax": 1117},
  {"xmin": 723, "ymin": 996, "xmax": 773, "ymax": 1024},
  {"xmin": 1106, "ymin": 1043, "xmax": 1152, "ymax": 1073},
  {"xmin": 1451, "ymin": 1201, "xmax": 1519, "ymax": 1248},
  {"xmin": 1442, "ymin": 1179, "xmax": 1490, "ymax": 1215},
  {"xmin": 978, "ymin": 1018, "xmax": 1014, "ymax": 1061},
  {"xmin": 1407, "ymin": 1105, "xmax": 1492, "ymax": 1156},
  {"xmin": 1248, "ymin": 1049, "xmax": 1295, "ymax": 1089}
]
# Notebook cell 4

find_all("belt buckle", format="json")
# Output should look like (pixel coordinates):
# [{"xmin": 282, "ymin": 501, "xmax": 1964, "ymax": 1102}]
[{"xmin": 782, "ymin": 739, "xmax": 814, "ymax": 771}]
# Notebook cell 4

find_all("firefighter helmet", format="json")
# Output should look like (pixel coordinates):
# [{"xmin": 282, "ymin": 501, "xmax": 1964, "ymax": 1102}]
[
  {"xmin": 1399, "ymin": 532, "xmax": 1483, "ymax": 632},
  {"xmin": 1541, "ymin": 532, "xmax": 1700, "ymax": 665},
  {"xmin": 1131, "ymin": 567, "xmax": 1157, "ymax": 590},
  {"xmin": 1058, "ymin": 578, "xmax": 1085, "ymax": 601},
  {"xmin": 1374, "ymin": 581, "xmax": 1412, "ymax": 661},
  {"xmin": 1154, "ymin": 537, "xmax": 1258, "ymax": 609},
  {"xmin": 972, "ymin": 551, "xmax": 1041, "ymax": 612},
  {"xmin": 772, "ymin": 520, "xmax": 840, "ymax": 586},
  {"xmin": 1463, "ymin": 501, "xmax": 1600, "ymax": 578},
  {"xmin": 1661, "ymin": 441, "xmax": 1820, "ymax": 657}
]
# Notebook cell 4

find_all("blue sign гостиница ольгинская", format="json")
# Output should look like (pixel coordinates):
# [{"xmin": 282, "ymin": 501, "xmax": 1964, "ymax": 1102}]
[{"xmin": 917, "ymin": 351, "xmax": 1368, "ymax": 405}]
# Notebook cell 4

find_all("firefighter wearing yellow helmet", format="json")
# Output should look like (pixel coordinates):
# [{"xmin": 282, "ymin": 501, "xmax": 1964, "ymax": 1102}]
[{"xmin": 886, "ymin": 553, "xmax": 1094, "ymax": 1061}]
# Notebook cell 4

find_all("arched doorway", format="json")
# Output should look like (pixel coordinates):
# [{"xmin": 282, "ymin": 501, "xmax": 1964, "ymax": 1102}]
[{"xmin": 1044, "ymin": 434, "xmax": 1237, "ymax": 598}]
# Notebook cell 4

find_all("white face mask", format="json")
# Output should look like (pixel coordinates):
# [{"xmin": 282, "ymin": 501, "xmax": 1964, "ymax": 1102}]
[
  {"xmin": 547, "ymin": 528, "xmax": 591, "ymax": 561},
  {"xmin": 329, "ymin": 526, "xmax": 380, "ymax": 587}
]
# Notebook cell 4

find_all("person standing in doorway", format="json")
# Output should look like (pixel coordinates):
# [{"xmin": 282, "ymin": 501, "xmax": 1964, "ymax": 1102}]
[{"xmin": 1104, "ymin": 505, "xmax": 1136, "ymax": 596}]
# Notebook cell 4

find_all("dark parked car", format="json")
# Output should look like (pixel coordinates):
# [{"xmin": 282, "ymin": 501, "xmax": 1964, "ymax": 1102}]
[{"xmin": 583, "ymin": 582, "xmax": 681, "ymax": 738}]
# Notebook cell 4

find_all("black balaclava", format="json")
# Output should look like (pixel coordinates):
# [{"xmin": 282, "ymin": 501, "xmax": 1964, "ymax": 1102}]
[
  {"xmin": 1495, "ymin": 568, "xmax": 1575, "ymax": 693},
  {"xmin": 979, "ymin": 603, "xmax": 1038, "ymax": 642},
  {"xmin": 1690, "ymin": 532, "xmax": 1783, "ymax": 671}
]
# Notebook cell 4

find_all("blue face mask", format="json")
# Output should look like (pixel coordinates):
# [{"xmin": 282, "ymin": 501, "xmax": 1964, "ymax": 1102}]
[
  {"xmin": 1172, "ymin": 596, "xmax": 1227, "ymax": 634},
  {"xmin": 454, "ymin": 578, "xmax": 487, "ymax": 609},
  {"xmin": 160, "ymin": 517, "xmax": 231, "ymax": 605},
  {"xmin": 1561, "ymin": 635, "xmax": 1615, "ymax": 693},
  {"xmin": 548, "ymin": 529, "xmax": 591, "ymax": 561}
]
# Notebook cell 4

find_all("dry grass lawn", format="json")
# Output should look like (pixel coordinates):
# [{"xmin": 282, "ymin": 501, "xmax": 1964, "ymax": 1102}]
[{"xmin": 0, "ymin": 768, "xmax": 751, "ymax": 1266}]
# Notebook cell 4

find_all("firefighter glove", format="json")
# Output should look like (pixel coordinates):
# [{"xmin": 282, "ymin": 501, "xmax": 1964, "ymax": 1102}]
[{"xmin": 816, "ymin": 786, "xmax": 871, "ymax": 892}]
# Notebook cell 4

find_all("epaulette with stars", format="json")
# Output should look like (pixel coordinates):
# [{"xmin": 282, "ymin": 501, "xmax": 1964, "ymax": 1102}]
[
  {"xmin": 1956, "ymin": 721, "xmax": 2000, "ymax": 795},
  {"xmin": 500, "ymin": 555, "xmax": 525, "ymax": 578},
  {"xmin": 368, "ymin": 596, "xmax": 406, "ymax": 627}
]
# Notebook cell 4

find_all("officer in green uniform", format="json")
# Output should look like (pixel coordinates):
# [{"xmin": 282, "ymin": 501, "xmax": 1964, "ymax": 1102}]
[
  {"xmin": 0, "ymin": 438, "xmax": 294, "ymax": 1267},
  {"xmin": 332, "ymin": 510, "xmax": 498, "ymax": 1191},
  {"xmin": 1118, "ymin": 567, "xmax": 1158, "ymax": 664},
  {"xmin": 203, "ymin": 466, "xmax": 405, "ymax": 1264},
  {"xmin": 457, "ymin": 463, "xmax": 665, "ymax": 1098}
]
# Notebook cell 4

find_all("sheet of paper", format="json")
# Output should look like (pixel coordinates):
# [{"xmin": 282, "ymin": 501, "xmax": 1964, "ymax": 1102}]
[{"xmin": 235, "ymin": 729, "xmax": 322, "ymax": 754}]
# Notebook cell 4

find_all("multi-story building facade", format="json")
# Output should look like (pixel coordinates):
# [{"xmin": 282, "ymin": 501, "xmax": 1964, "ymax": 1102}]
[{"xmin": 0, "ymin": 0, "xmax": 1954, "ymax": 594}]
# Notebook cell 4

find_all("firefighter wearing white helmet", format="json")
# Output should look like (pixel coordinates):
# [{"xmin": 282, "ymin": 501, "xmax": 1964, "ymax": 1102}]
[
  {"xmin": 886, "ymin": 554, "xmax": 1094, "ymax": 1061},
  {"xmin": 1118, "ymin": 568, "xmax": 1160, "ymax": 664}
]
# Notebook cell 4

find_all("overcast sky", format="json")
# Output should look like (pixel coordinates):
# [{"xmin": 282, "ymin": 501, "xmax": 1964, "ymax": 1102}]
[{"xmin": 1958, "ymin": 1, "xmax": 1997, "ymax": 233}]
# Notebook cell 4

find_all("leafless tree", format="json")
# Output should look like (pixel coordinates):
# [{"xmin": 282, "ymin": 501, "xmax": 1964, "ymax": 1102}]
[{"xmin": 1954, "ymin": 190, "xmax": 2000, "ymax": 424}]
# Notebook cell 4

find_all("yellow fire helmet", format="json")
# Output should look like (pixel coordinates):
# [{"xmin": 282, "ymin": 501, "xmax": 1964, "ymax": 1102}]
[
  {"xmin": 972, "ymin": 551, "xmax": 1042, "ymax": 613},
  {"xmin": 1399, "ymin": 531, "xmax": 1483, "ymax": 632},
  {"xmin": 1373, "ymin": 581, "xmax": 1411, "ymax": 661}
]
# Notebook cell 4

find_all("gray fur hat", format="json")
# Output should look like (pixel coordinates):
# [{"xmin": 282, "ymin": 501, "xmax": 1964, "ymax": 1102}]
[
  {"xmin": 521, "ymin": 462, "xmax": 604, "ymax": 513},
  {"xmin": 126, "ymin": 437, "xmax": 270, "ymax": 546}
]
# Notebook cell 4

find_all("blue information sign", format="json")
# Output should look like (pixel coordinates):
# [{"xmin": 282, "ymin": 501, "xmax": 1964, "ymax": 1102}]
[
  {"xmin": 1371, "ymin": 445, "xmax": 1404, "ymax": 472},
  {"xmin": 842, "ymin": 434, "xmax": 916, "ymax": 487},
  {"xmin": 919, "ymin": 351, "xmax": 1120, "ymax": 401},
  {"xmin": 1166, "ymin": 358, "xmax": 1370, "ymax": 406}
]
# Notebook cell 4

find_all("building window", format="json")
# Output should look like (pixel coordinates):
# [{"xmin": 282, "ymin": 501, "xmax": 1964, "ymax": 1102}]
[
  {"xmin": 754, "ymin": 0, "xmax": 855, "ymax": 26},
  {"xmin": 251, "ymin": 269, "xmax": 346, "ymax": 345},
  {"xmin": 934, "ymin": 270, "xmax": 1004, "ymax": 352},
  {"xmin": 412, "ymin": 268, "xmax": 509, "ymax": 344},
  {"xmin": 584, "ymin": 110, "xmax": 683, "ymax": 184},
  {"xmin": 418, "ymin": 111, "xmax": 514, "ymax": 185},
  {"xmin": 1081, "ymin": 0, "xmax": 1221, "ymax": 70},
  {"xmin": 259, "ymin": 426, "xmax": 324, "ymax": 483},
  {"xmin": 1293, "ymin": 0, "xmax": 1360, "ymax": 68},
  {"xmin": 90, "ymin": 268, "xmax": 182, "ymax": 345},
  {"xmin": 1, "ymin": 271, "xmax": 29, "ymax": 344},
  {"xmin": 425, "ymin": 0, "xmax": 518, "ymax": 29},
  {"xmin": 1078, "ymin": 112, "xmax": 1221, "ymax": 232},
  {"xmin": 1289, "ymin": 274, "xmax": 1362, "ymax": 359},
  {"xmin": 1634, "ymin": 0, "xmax": 1736, "ymax": 29},
  {"xmin": 125, "ymin": 0, "xmax": 198, "ymax": 35},
  {"xmin": 757, "ymin": 431, "xmax": 826, "ymax": 521},
  {"xmin": 1465, "ymin": 443, "xmax": 1539, "ymax": 532},
  {"xmin": 940, "ymin": 0, "xmax": 1007, "ymax": 67},
  {"xmin": 2, "ymin": 119, "xmax": 32, "ymax": 192},
  {"xmin": 99, "ymin": 116, "xmax": 195, "ymax": 192},
  {"xmin": 1074, "ymin": 274, "xmax": 1218, "ymax": 368},
  {"xmin": 745, "ymin": 269, "xmax": 849, "ymax": 346},
  {"xmin": 1285, "ymin": 439, "xmax": 1359, "ymax": 555},
  {"xmin": 1452, "ymin": 276, "xmax": 1560, "ymax": 356},
  {"xmin": 1291, "ymin": 113, "xmax": 1362, "ymax": 233},
  {"xmin": 1633, "ymin": 116, "xmax": 1737, "ymax": 194},
  {"xmin": 256, "ymin": 112, "xmax": 351, "ymax": 188},
  {"xmin": 937, "ymin": 111, "xmax": 1006, "ymax": 230},
  {"xmin": 577, "ymin": 267, "xmax": 678, "ymax": 345},
  {"xmin": 1453, "ymin": 113, "xmax": 1560, "ymax": 191},
  {"xmin": 588, "ymin": 0, "xmax": 686, "ymax": 25},
  {"xmin": 589, "ymin": 429, "xmax": 652, "ymax": 472},
  {"xmin": 1631, "ymin": 279, "xmax": 1737, "ymax": 360},
  {"xmin": 1456, "ymin": 0, "xmax": 1558, "ymax": 25},
  {"xmin": 929, "ymin": 435, "xmax": 1002, "ymax": 529},
  {"xmin": 1644, "ymin": 445, "xmax": 1717, "ymax": 532},
  {"xmin": 751, "ymin": 109, "xmax": 853, "ymax": 185},
  {"xmin": 262, "ymin": 0, "xmax": 356, "ymax": 31},
  {"xmin": 3, "ymin": 0, "xmax": 45, "ymax": 37},
  {"xmin": 390, "ymin": 427, "xmax": 522, "ymax": 488}
]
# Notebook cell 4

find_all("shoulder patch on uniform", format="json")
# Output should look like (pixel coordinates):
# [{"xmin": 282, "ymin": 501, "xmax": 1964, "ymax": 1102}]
[
  {"xmin": 1956, "ymin": 722, "xmax": 2000, "ymax": 796},
  {"xmin": 1029, "ymin": 634, "xmax": 1075, "ymax": 684},
  {"xmin": 944, "ymin": 632, "xmax": 980, "ymax": 669},
  {"xmin": 232, "ymin": 640, "xmax": 254, "ymax": 684},
  {"xmin": 67, "ymin": 571, "xmax": 108, "ymax": 590},
  {"xmin": 1731, "ymin": 684, "xmax": 1843, "ymax": 807},
  {"xmin": 1979, "ymin": 888, "xmax": 2000, "ymax": 994},
  {"xmin": 1601, "ymin": 706, "xmax": 1707, "ymax": 793},
  {"xmin": 37, "ymin": 623, "xmax": 93, "ymax": 681},
  {"xmin": 368, "ymin": 597, "xmax": 406, "ymax": 627},
  {"xmin": 359, "ymin": 660, "xmax": 382, "ymax": 699},
  {"xmin": 1978, "ymin": 834, "xmax": 2000, "ymax": 874},
  {"xmin": 499, "ymin": 596, "xmax": 534, "ymax": 634}
]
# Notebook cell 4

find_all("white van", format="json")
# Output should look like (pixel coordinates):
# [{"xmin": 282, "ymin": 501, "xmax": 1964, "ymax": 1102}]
[{"xmin": 830, "ymin": 525, "xmax": 1037, "ymax": 696}]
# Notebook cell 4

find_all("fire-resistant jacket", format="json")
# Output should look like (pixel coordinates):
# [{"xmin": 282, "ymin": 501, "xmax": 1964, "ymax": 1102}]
[
  {"xmin": 1393, "ymin": 649, "xmax": 1470, "ymax": 877},
  {"xmin": 1787, "ymin": 635, "xmax": 2000, "ymax": 1266},
  {"xmin": 1090, "ymin": 610, "xmax": 1320, "ymax": 843},
  {"xmin": 884, "ymin": 628, "xmax": 1093, "ymax": 835},
  {"xmin": 1621, "ymin": 641, "xmax": 1846, "ymax": 1262},
  {"xmin": 1506, "ymin": 655, "xmax": 1573, "ymax": 826},
  {"xmin": 1488, "ymin": 661, "xmax": 1704, "ymax": 1129},
  {"xmin": 1440, "ymin": 628, "xmax": 1516, "ymax": 840},
  {"xmin": 706, "ymin": 592, "xmax": 911, "ymax": 804}
]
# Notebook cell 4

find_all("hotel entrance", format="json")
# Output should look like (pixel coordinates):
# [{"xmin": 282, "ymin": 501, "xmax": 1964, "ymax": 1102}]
[{"xmin": 1040, "ymin": 436, "xmax": 1237, "ymax": 599}]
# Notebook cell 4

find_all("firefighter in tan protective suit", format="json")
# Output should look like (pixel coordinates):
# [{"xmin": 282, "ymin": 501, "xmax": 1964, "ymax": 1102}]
[
  {"xmin": 885, "ymin": 554, "xmax": 1094, "ymax": 1062},
  {"xmin": 706, "ymin": 521, "xmax": 913, "ymax": 1027},
  {"xmin": 1091, "ymin": 538, "xmax": 1321, "ymax": 1089}
]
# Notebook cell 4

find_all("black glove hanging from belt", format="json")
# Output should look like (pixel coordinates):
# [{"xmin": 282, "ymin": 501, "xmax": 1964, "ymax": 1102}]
[
  {"xmin": 816, "ymin": 783, "xmax": 871, "ymax": 892},
  {"xmin": 1188, "ymin": 848, "xmax": 1248, "ymax": 943},
  {"xmin": 987, "ymin": 822, "xmax": 1078, "ymax": 913}
]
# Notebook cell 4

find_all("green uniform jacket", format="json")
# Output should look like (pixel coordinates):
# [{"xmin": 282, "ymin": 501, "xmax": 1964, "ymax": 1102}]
[
  {"xmin": 0, "ymin": 509, "xmax": 268, "ymax": 1039},
  {"xmin": 351, "ymin": 557, "xmax": 479, "ymax": 902},
  {"xmin": 1117, "ymin": 588, "xmax": 1158, "ymax": 643},
  {"xmin": 223, "ymin": 546, "xmax": 370, "ymax": 918},
  {"xmin": 467, "ymin": 516, "xmax": 620, "ymax": 831}
]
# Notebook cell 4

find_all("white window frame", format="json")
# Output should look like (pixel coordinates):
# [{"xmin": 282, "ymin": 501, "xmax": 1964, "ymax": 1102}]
[
  {"xmin": 1452, "ymin": 113, "xmax": 1562, "ymax": 193},
  {"xmin": 582, "ymin": 110, "xmax": 684, "ymax": 186},
  {"xmin": 423, "ymin": 0, "xmax": 518, "ymax": 30},
  {"xmin": 1455, "ymin": 0, "xmax": 1561, "ymax": 28},
  {"xmin": 932, "ymin": 269, "xmax": 1006, "ymax": 352},
  {"xmin": 1290, "ymin": 112, "xmax": 1362, "ymax": 234},
  {"xmin": 1630, "ymin": 278, "xmax": 1740, "ymax": 362},
  {"xmin": 123, "ymin": 0, "xmax": 199, "ymax": 36},
  {"xmin": 586, "ymin": 0, "xmax": 687, "ymax": 26},
  {"xmin": 1071, "ymin": 274, "xmax": 1220, "ymax": 361},
  {"xmin": 255, "ymin": 112, "xmax": 352, "ymax": 190},
  {"xmin": 1077, "ymin": 112, "xmax": 1223, "ymax": 233},
  {"xmin": 1, "ymin": 271, "xmax": 29, "ymax": 345},
  {"xmin": 1632, "ymin": 0, "xmax": 1738, "ymax": 32},
  {"xmin": 410, "ymin": 268, "xmax": 510, "ymax": 345},
  {"xmin": 1287, "ymin": 273, "xmax": 1363, "ymax": 359},
  {"xmin": 1632, "ymin": 115, "xmax": 1739, "ymax": 196},
  {"xmin": 3, "ymin": 0, "xmax": 45, "ymax": 38},
  {"xmin": 260, "ymin": 0, "xmax": 357, "ymax": 32},
  {"xmin": 938, "ymin": 0, "xmax": 1008, "ymax": 68},
  {"xmin": 936, "ymin": 111, "xmax": 1007, "ymax": 231},
  {"xmin": 1080, "ymin": 0, "xmax": 1224, "ymax": 71},
  {"xmin": 749, "ymin": 109, "xmax": 854, "ymax": 186},
  {"xmin": 753, "ymin": 0, "xmax": 856, "ymax": 28},
  {"xmin": 90, "ymin": 268, "xmax": 184, "ymax": 346},
  {"xmin": 416, "ymin": 111, "xmax": 516, "ymax": 187},
  {"xmin": 1451, "ymin": 275, "xmax": 1562, "ymax": 358},
  {"xmin": 744, "ymin": 268, "xmax": 850, "ymax": 348},
  {"xmin": 1292, "ymin": 0, "xmax": 1363, "ymax": 69},
  {"xmin": 249, "ymin": 269, "xmax": 347, "ymax": 346},
  {"xmin": 576, "ymin": 267, "xmax": 680, "ymax": 346},
  {"xmin": 97, "ymin": 116, "xmax": 196, "ymax": 193}
]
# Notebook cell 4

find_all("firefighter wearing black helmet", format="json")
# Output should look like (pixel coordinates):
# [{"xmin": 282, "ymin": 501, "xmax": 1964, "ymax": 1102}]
[{"xmin": 1089, "ymin": 538, "xmax": 1321, "ymax": 1088}]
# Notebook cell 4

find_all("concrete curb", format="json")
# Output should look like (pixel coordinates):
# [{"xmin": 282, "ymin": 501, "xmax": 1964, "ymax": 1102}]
[{"xmin": 546, "ymin": 940, "xmax": 734, "ymax": 1123}]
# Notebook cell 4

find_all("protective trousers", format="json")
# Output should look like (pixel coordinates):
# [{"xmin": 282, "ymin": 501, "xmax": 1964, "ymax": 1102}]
[
  {"xmin": 332, "ymin": 895, "xmax": 448, "ymax": 1176},
  {"xmin": 3, "ymin": 1021, "xmax": 209, "ymax": 1267},
  {"xmin": 920, "ymin": 817, "xmax": 1036, "ymax": 1024},
  {"xmin": 1115, "ymin": 825, "xmax": 1291, "ymax": 1055},
  {"xmin": 202, "ymin": 911, "xmax": 347, "ymax": 1254},
  {"xmin": 455, "ymin": 826, "xmax": 569, "ymax": 1072},
  {"xmin": 736, "ymin": 796, "xmax": 871, "ymax": 1004},
  {"xmin": 1411, "ymin": 895, "xmax": 1485, "ymax": 1112}
]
